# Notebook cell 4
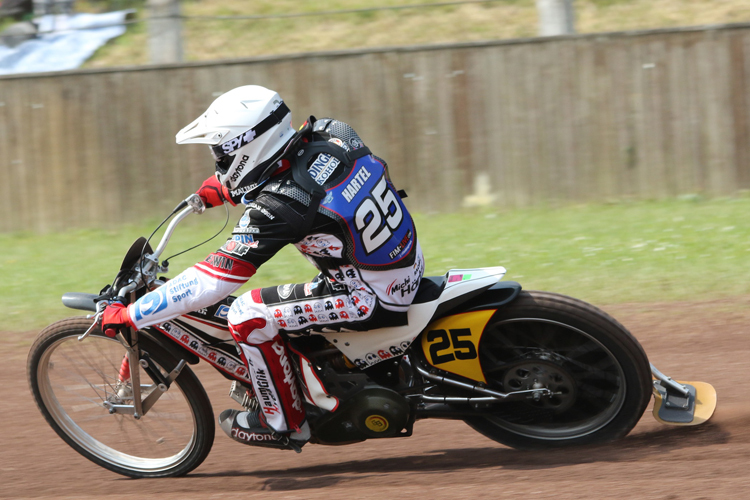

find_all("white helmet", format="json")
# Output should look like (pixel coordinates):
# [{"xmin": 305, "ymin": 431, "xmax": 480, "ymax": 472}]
[{"xmin": 176, "ymin": 85, "xmax": 295, "ymax": 190}]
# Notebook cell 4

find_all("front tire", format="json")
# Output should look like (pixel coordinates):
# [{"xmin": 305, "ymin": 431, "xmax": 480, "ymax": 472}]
[
  {"xmin": 464, "ymin": 291, "xmax": 651, "ymax": 449},
  {"xmin": 28, "ymin": 317, "xmax": 215, "ymax": 478}
]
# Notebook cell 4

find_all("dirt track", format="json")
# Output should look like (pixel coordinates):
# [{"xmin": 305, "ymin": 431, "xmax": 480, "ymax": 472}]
[{"xmin": 2, "ymin": 297, "xmax": 750, "ymax": 500}]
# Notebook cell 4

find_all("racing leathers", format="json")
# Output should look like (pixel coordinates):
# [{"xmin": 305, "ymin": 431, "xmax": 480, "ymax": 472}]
[{"xmin": 122, "ymin": 118, "xmax": 424, "ymax": 435}]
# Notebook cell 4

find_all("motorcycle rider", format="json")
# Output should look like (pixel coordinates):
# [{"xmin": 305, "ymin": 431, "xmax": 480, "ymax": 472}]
[{"xmin": 101, "ymin": 85, "xmax": 424, "ymax": 451}]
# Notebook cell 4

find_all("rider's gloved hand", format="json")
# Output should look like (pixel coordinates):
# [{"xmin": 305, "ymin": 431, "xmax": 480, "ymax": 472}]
[
  {"xmin": 196, "ymin": 176, "xmax": 235, "ymax": 209},
  {"xmin": 101, "ymin": 302, "xmax": 135, "ymax": 338}
]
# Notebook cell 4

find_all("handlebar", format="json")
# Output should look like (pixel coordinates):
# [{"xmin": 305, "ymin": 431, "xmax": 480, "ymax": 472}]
[
  {"xmin": 70, "ymin": 194, "xmax": 206, "ymax": 337},
  {"xmin": 117, "ymin": 194, "xmax": 205, "ymax": 299},
  {"xmin": 150, "ymin": 194, "xmax": 205, "ymax": 264}
]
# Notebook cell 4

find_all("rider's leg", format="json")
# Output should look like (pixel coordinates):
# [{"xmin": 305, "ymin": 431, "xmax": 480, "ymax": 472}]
[
  {"xmin": 218, "ymin": 271, "xmax": 407, "ymax": 448},
  {"xmin": 225, "ymin": 289, "xmax": 306, "ymax": 434}
]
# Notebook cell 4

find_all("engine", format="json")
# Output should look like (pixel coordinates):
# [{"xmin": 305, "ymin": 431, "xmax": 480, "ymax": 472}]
[{"xmin": 288, "ymin": 336, "xmax": 412, "ymax": 444}]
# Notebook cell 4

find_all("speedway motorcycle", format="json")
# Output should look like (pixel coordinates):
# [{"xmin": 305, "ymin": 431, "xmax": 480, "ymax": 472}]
[{"xmin": 27, "ymin": 194, "xmax": 717, "ymax": 478}]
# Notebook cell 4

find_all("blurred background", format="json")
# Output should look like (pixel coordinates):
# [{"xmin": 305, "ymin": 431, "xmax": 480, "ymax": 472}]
[{"xmin": 2, "ymin": 0, "xmax": 750, "ymax": 331}]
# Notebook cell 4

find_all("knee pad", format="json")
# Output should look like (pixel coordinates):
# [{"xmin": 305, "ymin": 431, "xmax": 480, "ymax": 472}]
[{"xmin": 228, "ymin": 290, "xmax": 278, "ymax": 344}]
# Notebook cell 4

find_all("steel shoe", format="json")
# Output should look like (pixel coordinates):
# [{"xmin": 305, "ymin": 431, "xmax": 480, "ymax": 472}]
[{"xmin": 218, "ymin": 409, "xmax": 310, "ymax": 453}]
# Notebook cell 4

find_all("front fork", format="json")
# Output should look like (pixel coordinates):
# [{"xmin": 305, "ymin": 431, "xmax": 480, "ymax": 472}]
[{"xmin": 81, "ymin": 312, "xmax": 187, "ymax": 418}]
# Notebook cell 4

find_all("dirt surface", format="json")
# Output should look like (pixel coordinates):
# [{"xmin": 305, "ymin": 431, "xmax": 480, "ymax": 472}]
[{"xmin": 2, "ymin": 297, "xmax": 749, "ymax": 500}]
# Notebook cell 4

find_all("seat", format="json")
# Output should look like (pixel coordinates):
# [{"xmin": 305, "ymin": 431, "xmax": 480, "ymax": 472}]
[{"xmin": 412, "ymin": 276, "xmax": 446, "ymax": 305}]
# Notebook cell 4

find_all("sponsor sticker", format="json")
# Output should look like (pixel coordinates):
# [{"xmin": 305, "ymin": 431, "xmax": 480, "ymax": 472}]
[
  {"xmin": 277, "ymin": 283, "xmax": 294, "ymax": 300},
  {"xmin": 239, "ymin": 212, "xmax": 251, "ymax": 228},
  {"xmin": 272, "ymin": 341, "xmax": 303, "ymax": 411},
  {"xmin": 308, "ymin": 152, "xmax": 340, "ymax": 185},
  {"xmin": 294, "ymin": 233, "xmax": 344, "ymax": 259},
  {"xmin": 232, "ymin": 429, "xmax": 276, "ymax": 442},
  {"xmin": 205, "ymin": 254, "xmax": 235, "ymax": 271},
  {"xmin": 229, "ymin": 184, "xmax": 260, "ymax": 198},
  {"xmin": 134, "ymin": 287, "xmax": 169, "ymax": 321},
  {"xmin": 222, "ymin": 131, "xmax": 257, "ymax": 154},
  {"xmin": 214, "ymin": 304, "xmax": 230, "ymax": 320},
  {"xmin": 254, "ymin": 368, "xmax": 281, "ymax": 415},
  {"xmin": 248, "ymin": 202, "xmax": 275, "ymax": 220},
  {"xmin": 222, "ymin": 239, "xmax": 257, "ymax": 256},
  {"xmin": 328, "ymin": 137, "xmax": 351, "ymax": 151},
  {"xmin": 229, "ymin": 155, "xmax": 250, "ymax": 183},
  {"xmin": 232, "ymin": 234, "xmax": 255, "ymax": 245},
  {"xmin": 388, "ymin": 229, "xmax": 414, "ymax": 260}
]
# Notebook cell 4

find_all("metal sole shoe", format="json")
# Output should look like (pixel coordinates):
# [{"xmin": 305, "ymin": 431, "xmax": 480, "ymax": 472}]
[{"xmin": 218, "ymin": 409, "xmax": 309, "ymax": 453}]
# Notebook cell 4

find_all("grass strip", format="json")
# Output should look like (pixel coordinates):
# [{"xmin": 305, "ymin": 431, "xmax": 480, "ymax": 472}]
[{"xmin": 1, "ymin": 196, "xmax": 749, "ymax": 332}]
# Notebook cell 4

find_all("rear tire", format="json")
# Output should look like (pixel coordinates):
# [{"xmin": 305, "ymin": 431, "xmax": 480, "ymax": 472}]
[
  {"xmin": 464, "ymin": 291, "xmax": 651, "ymax": 449},
  {"xmin": 28, "ymin": 317, "xmax": 215, "ymax": 478}
]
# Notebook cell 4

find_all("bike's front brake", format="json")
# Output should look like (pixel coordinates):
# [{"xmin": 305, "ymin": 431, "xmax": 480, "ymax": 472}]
[{"xmin": 78, "ymin": 301, "xmax": 107, "ymax": 341}]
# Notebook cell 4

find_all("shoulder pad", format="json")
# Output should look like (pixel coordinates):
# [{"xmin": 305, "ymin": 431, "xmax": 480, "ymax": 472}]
[
  {"xmin": 312, "ymin": 118, "xmax": 366, "ymax": 152},
  {"xmin": 313, "ymin": 118, "xmax": 334, "ymax": 132},
  {"xmin": 263, "ymin": 177, "xmax": 313, "ymax": 206}
]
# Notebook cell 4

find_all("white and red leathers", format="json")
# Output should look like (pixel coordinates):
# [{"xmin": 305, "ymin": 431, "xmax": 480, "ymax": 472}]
[{"xmin": 124, "ymin": 118, "xmax": 423, "ymax": 434}]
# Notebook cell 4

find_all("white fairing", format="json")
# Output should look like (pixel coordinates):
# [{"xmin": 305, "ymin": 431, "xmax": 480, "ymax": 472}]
[{"xmin": 319, "ymin": 266, "xmax": 506, "ymax": 369}]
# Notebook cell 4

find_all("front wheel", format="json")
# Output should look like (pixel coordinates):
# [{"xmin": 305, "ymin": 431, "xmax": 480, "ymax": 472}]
[
  {"xmin": 464, "ymin": 291, "xmax": 652, "ymax": 449},
  {"xmin": 28, "ymin": 317, "xmax": 215, "ymax": 478}
]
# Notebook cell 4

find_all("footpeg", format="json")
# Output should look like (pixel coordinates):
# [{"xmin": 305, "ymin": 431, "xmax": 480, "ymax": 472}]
[{"xmin": 229, "ymin": 381, "xmax": 259, "ymax": 412}]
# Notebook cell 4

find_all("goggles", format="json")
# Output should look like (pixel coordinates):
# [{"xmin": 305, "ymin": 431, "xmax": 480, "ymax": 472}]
[{"xmin": 210, "ymin": 102, "xmax": 290, "ymax": 160}]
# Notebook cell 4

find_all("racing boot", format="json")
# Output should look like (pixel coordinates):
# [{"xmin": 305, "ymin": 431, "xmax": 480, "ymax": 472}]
[
  {"xmin": 219, "ymin": 408, "xmax": 310, "ymax": 453},
  {"xmin": 227, "ymin": 308, "xmax": 307, "ymax": 434}
]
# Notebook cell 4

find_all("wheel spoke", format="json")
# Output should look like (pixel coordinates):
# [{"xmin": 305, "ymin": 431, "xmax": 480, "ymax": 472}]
[
  {"xmin": 477, "ymin": 316, "xmax": 628, "ymax": 440},
  {"xmin": 35, "ymin": 329, "xmax": 201, "ymax": 471}
]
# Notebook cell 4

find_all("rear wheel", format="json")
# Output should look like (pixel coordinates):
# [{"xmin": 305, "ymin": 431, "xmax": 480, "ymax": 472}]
[
  {"xmin": 464, "ymin": 291, "xmax": 651, "ymax": 449},
  {"xmin": 28, "ymin": 317, "xmax": 214, "ymax": 478}
]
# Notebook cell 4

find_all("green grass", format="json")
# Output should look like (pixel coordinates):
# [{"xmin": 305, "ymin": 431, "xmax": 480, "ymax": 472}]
[
  {"xmin": 77, "ymin": 0, "xmax": 750, "ymax": 68},
  {"xmin": 2, "ymin": 196, "xmax": 749, "ymax": 332}
]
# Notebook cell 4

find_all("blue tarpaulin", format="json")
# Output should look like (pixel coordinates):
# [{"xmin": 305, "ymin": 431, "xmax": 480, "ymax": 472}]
[{"xmin": 0, "ymin": 10, "xmax": 133, "ymax": 75}]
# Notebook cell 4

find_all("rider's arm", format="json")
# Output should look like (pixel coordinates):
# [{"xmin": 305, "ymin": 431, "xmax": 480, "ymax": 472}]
[{"xmin": 125, "ymin": 195, "xmax": 298, "ymax": 330}]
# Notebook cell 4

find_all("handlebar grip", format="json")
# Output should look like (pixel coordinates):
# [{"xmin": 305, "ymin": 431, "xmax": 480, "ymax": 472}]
[{"xmin": 105, "ymin": 328, "xmax": 118, "ymax": 338}]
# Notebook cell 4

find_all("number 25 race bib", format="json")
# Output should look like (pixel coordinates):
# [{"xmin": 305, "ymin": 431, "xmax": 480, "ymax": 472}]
[{"xmin": 321, "ymin": 155, "xmax": 414, "ymax": 267}]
